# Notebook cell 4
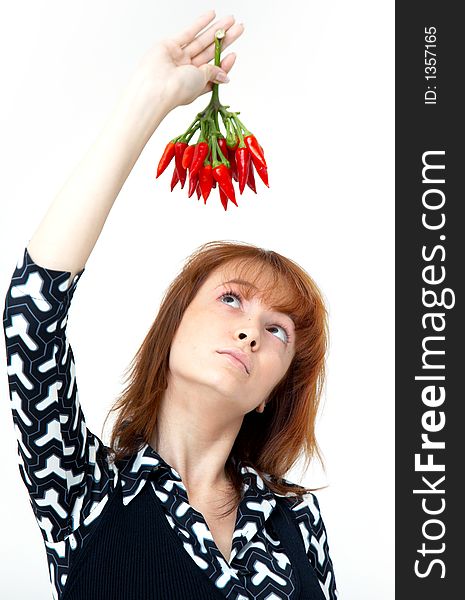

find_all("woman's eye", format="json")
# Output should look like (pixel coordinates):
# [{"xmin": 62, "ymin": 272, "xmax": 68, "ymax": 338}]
[
  {"xmin": 267, "ymin": 325, "xmax": 289, "ymax": 343},
  {"xmin": 220, "ymin": 292, "xmax": 241, "ymax": 307}
]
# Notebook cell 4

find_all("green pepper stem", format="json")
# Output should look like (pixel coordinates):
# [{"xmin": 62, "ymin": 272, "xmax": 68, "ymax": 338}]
[
  {"xmin": 211, "ymin": 135, "xmax": 230, "ymax": 168},
  {"xmin": 184, "ymin": 116, "xmax": 201, "ymax": 133},
  {"xmin": 199, "ymin": 118, "xmax": 207, "ymax": 142},
  {"xmin": 203, "ymin": 108, "xmax": 218, "ymax": 139},
  {"xmin": 235, "ymin": 114, "xmax": 250, "ymax": 135},
  {"xmin": 219, "ymin": 112, "xmax": 234, "ymax": 145},
  {"xmin": 211, "ymin": 135, "xmax": 218, "ymax": 164},
  {"xmin": 229, "ymin": 116, "xmax": 246, "ymax": 147},
  {"xmin": 185, "ymin": 125, "xmax": 200, "ymax": 143},
  {"xmin": 213, "ymin": 109, "xmax": 221, "ymax": 136},
  {"xmin": 211, "ymin": 29, "xmax": 225, "ymax": 106},
  {"xmin": 179, "ymin": 118, "xmax": 201, "ymax": 143}
]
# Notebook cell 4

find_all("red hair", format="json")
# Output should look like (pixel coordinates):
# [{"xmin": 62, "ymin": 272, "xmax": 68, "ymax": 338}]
[{"xmin": 103, "ymin": 240, "xmax": 329, "ymax": 516}]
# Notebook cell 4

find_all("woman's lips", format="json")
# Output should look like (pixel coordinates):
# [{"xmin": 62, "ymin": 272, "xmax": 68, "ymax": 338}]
[
  {"xmin": 217, "ymin": 349, "xmax": 251, "ymax": 374},
  {"xmin": 218, "ymin": 352, "xmax": 249, "ymax": 374}
]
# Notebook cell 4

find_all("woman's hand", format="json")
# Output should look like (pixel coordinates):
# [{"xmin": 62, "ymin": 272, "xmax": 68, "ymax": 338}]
[{"xmin": 133, "ymin": 10, "xmax": 244, "ymax": 111}]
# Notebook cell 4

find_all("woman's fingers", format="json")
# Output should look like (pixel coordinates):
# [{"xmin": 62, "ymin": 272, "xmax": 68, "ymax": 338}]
[
  {"xmin": 171, "ymin": 10, "xmax": 217, "ymax": 47},
  {"xmin": 219, "ymin": 53, "xmax": 237, "ymax": 74},
  {"xmin": 199, "ymin": 54, "xmax": 237, "ymax": 97},
  {"xmin": 191, "ymin": 23, "xmax": 245, "ymax": 68},
  {"xmin": 184, "ymin": 14, "xmax": 235, "ymax": 58}
]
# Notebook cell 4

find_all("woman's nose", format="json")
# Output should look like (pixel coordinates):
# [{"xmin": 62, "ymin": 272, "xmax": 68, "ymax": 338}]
[{"xmin": 236, "ymin": 326, "xmax": 260, "ymax": 348}]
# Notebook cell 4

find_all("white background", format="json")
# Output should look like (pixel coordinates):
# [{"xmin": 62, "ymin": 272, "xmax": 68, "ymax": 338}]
[{"xmin": 0, "ymin": 1, "xmax": 394, "ymax": 598}]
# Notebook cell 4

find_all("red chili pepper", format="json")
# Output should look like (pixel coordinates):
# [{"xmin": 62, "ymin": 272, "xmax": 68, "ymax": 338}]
[
  {"xmin": 249, "ymin": 152, "xmax": 269, "ymax": 187},
  {"xmin": 199, "ymin": 164, "xmax": 213, "ymax": 203},
  {"xmin": 235, "ymin": 146, "xmax": 251, "ymax": 194},
  {"xmin": 190, "ymin": 141, "xmax": 210, "ymax": 178},
  {"xmin": 212, "ymin": 163, "xmax": 237, "ymax": 205},
  {"xmin": 252, "ymin": 156, "xmax": 270, "ymax": 187},
  {"xmin": 226, "ymin": 136, "xmax": 239, "ymax": 152},
  {"xmin": 170, "ymin": 166, "xmax": 179, "ymax": 191},
  {"xmin": 229, "ymin": 151, "xmax": 238, "ymax": 182},
  {"xmin": 226, "ymin": 166, "xmax": 238, "ymax": 205},
  {"xmin": 244, "ymin": 134, "xmax": 267, "ymax": 170},
  {"xmin": 182, "ymin": 145, "xmax": 195, "ymax": 170},
  {"xmin": 196, "ymin": 181, "xmax": 201, "ymax": 200},
  {"xmin": 246, "ymin": 163, "xmax": 257, "ymax": 193},
  {"xmin": 217, "ymin": 137, "xmax": 229, "ymax": 163},
  {"xmin": 156, "ymin": 141, "xmax": 176, "ymax": 178},
  {"xmin": 218, "ymin": 137, "xmax": 236, "ymax": 183},
  {"xmin": 188, "ymin": 171, "xmax": 199, "ymax": 198},
  {"xmin": 174, "ymin": 141, "xmax": 188, "ymax": 188},
  {"xmin": 219, "ymin": 186, "xmax": 228, "ymax": 211}
]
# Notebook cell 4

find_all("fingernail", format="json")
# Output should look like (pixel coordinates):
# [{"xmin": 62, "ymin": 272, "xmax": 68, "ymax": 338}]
[{"xmin": 216, "ymin": 72, "xmax": 230, "ymax": 83}]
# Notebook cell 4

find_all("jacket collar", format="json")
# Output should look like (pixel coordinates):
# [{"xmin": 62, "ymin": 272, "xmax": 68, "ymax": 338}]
[{"xmin": 116, "ymin": 442, "xmax": 294, "ymax": 507}]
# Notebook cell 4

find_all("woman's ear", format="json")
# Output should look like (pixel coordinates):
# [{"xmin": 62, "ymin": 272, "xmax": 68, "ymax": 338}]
[{"xmin": 255, "ymin": 399, "xmax": 266, "ymax": 413}]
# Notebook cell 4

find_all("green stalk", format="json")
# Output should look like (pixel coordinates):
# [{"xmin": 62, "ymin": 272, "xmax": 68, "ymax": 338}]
[
  {"xmin": 230, "ymin": 113, "xmax": 251, "ymax": 137},
  {"xmin": 229, "ymin": 115, "xmax": 246, "ymax": 147},
  {"xmin": 185, "ymin": 124, "xmax": 201, "ymax": 143},
  {"xmin": 211, "ymin": 135, "xmax": 218, "ymax": 165},
  {"xmin": 211, "ymin": 29, "xmax": 225, "ymax": 107},
  {"xmin": 220, "ymin": 112, "xmax": 235, "ymax": 146}
]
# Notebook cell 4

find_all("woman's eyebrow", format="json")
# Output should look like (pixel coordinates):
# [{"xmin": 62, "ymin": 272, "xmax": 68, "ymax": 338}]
[{"xmin": 215, "ymin": 278, "xmax": 259, "ymax": 291}]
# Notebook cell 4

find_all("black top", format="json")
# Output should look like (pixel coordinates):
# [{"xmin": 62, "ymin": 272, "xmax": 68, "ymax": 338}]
[
  {"xmin": 60, "ymin": 474, "xmax": 327, "ymax": 600},
  {"xmin": 2, "ymin": 246, "xmax": 338, "ymax": 600}
]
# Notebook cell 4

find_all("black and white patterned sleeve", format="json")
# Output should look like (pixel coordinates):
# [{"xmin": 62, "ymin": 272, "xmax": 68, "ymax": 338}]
[
  {"xmin": 2, "ymin": 246, "xmax": 117, "ymax": 545},
  {"xmin": 291, "ymin": 492, "xmax": 339, "ymax": 600}
]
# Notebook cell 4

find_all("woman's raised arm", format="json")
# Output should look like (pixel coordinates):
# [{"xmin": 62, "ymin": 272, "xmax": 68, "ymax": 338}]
[{"xmin": 26, "ymin": 10, "xmax": 243, "ymax": 288}]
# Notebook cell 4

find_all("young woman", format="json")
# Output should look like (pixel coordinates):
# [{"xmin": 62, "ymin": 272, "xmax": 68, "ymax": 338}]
[{"xmin": 3, "ymin": 11, "xmax": 338, "ymax": 600}]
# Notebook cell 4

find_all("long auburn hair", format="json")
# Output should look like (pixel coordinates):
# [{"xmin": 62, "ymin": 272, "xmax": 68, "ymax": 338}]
[{"xmin": 103, "ymin": 240, "xmax": 329, "ymax": 518}]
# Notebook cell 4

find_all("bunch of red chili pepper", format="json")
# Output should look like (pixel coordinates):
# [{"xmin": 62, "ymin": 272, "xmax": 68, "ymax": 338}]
[{"xmin": 155, "ymin": 29, "xmax": 268, "ymax": 211}]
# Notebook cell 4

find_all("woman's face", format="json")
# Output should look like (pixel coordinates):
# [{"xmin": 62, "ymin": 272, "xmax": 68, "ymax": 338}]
[{"xmin": 167, "ymin": 260, "xmax": 296, "ymax": 415}]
